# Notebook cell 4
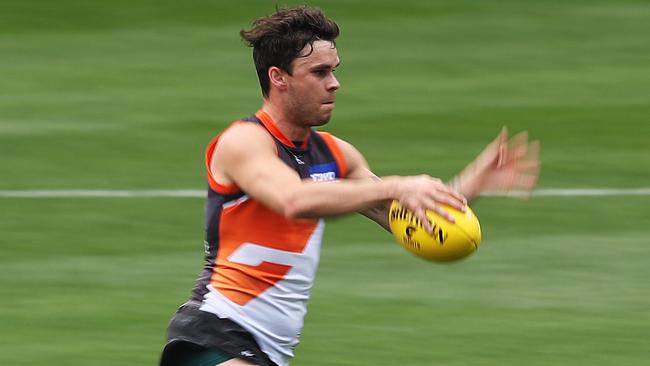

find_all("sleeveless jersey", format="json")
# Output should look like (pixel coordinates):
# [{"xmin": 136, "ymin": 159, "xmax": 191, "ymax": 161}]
[{"xmin": 190, "ymin": 110, "xmax": 347, "ymax": 366}]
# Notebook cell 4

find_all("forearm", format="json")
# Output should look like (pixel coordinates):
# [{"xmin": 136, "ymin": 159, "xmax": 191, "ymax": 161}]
[
  {"xmin": 359, "ymin": 201, "xmax": 391, "ymax": 232},
  {"xmin": 284, "ymin": 177, "xmax": 399, "ymax": 219}
]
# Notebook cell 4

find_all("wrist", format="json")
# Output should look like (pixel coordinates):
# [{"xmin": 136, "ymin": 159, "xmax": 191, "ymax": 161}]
[
  {"xmin": 380, "ymin": 176, "xmax": 401, "ymax": 202},
  {"xmin": 450, "ymin": 172, "xmax": 478, "ymax": 202}
]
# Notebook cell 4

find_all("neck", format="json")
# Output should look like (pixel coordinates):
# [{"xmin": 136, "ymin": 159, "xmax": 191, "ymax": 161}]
[{"xmin": 261, "ymin": 101, "xmax": 310, "ymax": 142}]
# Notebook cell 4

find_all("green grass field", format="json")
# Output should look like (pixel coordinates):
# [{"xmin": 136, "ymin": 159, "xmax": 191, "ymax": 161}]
[{"xmin": 1, "ymin": 1, "xmax": 649, "ymax": 365}]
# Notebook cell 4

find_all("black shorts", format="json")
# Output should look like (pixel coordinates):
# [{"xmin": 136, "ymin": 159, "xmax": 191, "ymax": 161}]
[{"xmin": 160, "ymin": 302, "xmax": 277, "ymax": 366}]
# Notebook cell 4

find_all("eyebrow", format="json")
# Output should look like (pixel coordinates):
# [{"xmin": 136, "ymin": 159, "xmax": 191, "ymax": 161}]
[{"xmin": 310, "ymin": 62, "xmax": 341, "ymax": 70}]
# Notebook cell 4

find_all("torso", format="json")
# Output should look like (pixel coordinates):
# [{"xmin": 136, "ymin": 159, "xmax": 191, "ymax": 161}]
[{"xmin": 191, "ymin": 111, "xmax": 346, "ymax": 366}]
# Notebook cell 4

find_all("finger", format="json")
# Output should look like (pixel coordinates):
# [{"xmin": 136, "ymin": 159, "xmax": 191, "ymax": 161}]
[
  {"xmin": 505, "ymin": 145, "xmax": 539, "ymax": 173},
  {"xmin": 507, "ymin": 131, "xmax": 529, "ymax": 161},
  {"xmin": 434, "ymin": 191, "xmax": 466, "ymax": 212},
  {"xmin": 491, "ymin": 164, "xmax": 539, "ymax": 195},
  {"xmin": 431, "ymin": 204, "xmax": 455, "ymax": 224},
  {"xmin": 516, "ymin": 174, "xmax": 539, "ymax": 191},
  {"xmin": 476, "ymin": 127, "xmax": 508, "ymax": 170},
  {"xmin": 512, "ymin": 169, "xmax": 539, "ymax": 188},
  {"xmin": 511, "ymin": 160, "xmax": 539, "ymax": 171},
  {"xmin": 500, "ymin": 126, "xmax": 509, "ymax": 142},
  {"xmin": 526, "ymin": 140, "xmax": 541, "ymax": 163},
  {"xmin": 430, "ymin": 179, "xmax": 467, "ymax": 205},
  {"xmin": 509, "ymin": 170, "xmax": 541, "ymax": 200},
  {"xmin": 518, "ymin": 141, "xmax": 541, "ymax": 186},
  {"xmin": 522, "ymin": 147, "xmax": 542, "ymax": 187},
  {"xmin": 488, "ymin": 126, "xmax": 508, "ymax": 150},
  {"xmin": 510, "ymin": 130, "xmax": 528, "ymax": 145},
  {"xmin": 443, "ymin": 185, "xmax": 468, "ymax": 207},
  {"xmin": 432, "ymin": 183, "xmax": 466, "ymax": 210},
  {"xmin": 414, "ymin": 207, "xmax": 435, "ymax": 234},
  {"xmin": 510, "ymin": 143, "xmax": 529, "ymax": 162},
  {"xmin": 497, "ymin": 127, "xmax": 508, "ymax": 168},
  {"xmin": 501, "ymin": 168, "xmax": 518, "ymax": 190},
  {"xmin": 519, "ymin": 160, "xmax": 540, "ymax": 176},
  {"xmin": 419, "ymin": 196, "xmax": 456, "ymax": 225}
]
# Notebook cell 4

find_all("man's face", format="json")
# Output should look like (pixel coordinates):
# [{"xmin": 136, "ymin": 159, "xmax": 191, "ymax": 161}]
[{"xmin": 285, "ymin": 40, "xmax": 340, "ymax": 126}]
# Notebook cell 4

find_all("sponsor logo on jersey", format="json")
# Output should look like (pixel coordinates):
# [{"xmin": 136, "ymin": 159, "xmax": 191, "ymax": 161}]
[
  {"xmin": 309, "ymin": 162, "xmax": 339, "ymax": 182},
  {"xmin": 293, "ymin": 155, "xmax": 305, "ymax": 165}
]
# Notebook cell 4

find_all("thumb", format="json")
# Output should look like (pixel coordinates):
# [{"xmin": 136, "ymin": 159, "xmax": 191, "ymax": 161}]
[{"xmin": 496, "ymin": 126, "xmax": 508, "ymax": 168}]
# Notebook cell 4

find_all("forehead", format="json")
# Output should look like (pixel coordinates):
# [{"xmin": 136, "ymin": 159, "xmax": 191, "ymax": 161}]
[{"xmin": 293, "ymin": 40, "xmax": 339, "ymax": 69}]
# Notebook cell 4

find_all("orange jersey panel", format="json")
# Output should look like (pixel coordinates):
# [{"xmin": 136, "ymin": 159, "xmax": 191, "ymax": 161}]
[{"xmin": 211, "ymin": 198, "xmax": 319, "ymax": 305}]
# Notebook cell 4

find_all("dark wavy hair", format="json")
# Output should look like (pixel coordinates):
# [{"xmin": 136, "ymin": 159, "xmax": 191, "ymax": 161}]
[{"xmin": 240, "ymin": 6, "xmax": 340, "ymax": 97}]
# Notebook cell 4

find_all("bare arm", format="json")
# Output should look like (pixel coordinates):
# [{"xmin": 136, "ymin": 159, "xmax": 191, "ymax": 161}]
[
  {"xmin": 329, "ymin": 138, "xmax": 391, "ymax": 231},
  {"xmin": 211, "ymin": 124, "xmax": 465, "ymax": 233},
  {"xmin": 309, "ymin": 129, "xmax": 540, "ymax": 232},
  {"xmin": 356, "ymin": 172, "xmax": 393, "ymax": 232},
  {"xmin": 449, "ymin": 128, "xmax": 540, "ymax": 200},
  {"xmin": 329, "ymin": 136, "xmax": 466, "ymax": 232}
]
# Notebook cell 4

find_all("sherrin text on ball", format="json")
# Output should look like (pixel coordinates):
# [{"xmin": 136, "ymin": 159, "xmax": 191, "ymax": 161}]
[{"xmin": 388, "ymin": 200, "xmax": 481, "ymax": 262}]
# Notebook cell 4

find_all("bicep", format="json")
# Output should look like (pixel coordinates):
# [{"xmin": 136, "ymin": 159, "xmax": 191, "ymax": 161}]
[{"xmin": 211, "ymin": 124, "xmax": 302, "ymax": 215}]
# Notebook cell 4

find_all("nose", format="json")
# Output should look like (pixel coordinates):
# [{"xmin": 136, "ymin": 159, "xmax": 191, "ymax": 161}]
[{"xmin": 327, "ymin": 73, "xmax": 340, "ymax": 92}]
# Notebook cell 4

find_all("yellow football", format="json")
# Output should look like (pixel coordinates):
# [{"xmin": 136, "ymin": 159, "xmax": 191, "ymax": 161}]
[{"xmin": 388, "ymin": 200, "xmax": 482, "ymax": 262}]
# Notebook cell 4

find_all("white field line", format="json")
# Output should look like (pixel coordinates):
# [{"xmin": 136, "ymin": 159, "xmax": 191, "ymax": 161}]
[
  {"xmin": 0, "ymin": 188, "xmax": 650, "ymax": 198},
  {"xmin": 0, "ymin": 189, "xmax": 205, "ymax": 198},
  {"xmin": 485, "ymin": 188, "xmax": 650, "ymax": 198}
]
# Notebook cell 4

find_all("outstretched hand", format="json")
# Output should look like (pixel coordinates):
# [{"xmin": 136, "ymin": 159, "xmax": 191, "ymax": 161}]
[{"xmin": 451, "ymin": 127, "xmax": 540, "ymax": 200}]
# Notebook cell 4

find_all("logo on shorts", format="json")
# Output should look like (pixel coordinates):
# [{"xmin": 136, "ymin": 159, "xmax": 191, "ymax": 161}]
[{"xmin": 240, "ymin": 350, "xmax": 255, "ymax": 357}]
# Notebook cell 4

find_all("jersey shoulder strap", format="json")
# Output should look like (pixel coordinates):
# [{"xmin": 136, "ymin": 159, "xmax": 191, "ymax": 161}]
[{"xmin": 315, "ymin": 131, "xmax": 347, "ymax": 178}]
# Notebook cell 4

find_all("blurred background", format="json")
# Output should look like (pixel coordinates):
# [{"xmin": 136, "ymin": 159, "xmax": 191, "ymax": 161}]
[{"xmin": 1, "ymin": 0, "xmax": 649, "ymax": 365}]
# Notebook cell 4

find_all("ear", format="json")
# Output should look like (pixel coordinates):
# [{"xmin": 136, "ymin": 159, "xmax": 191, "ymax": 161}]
[{"xmin": 268, "ymin": 66, "xmax": 288, "ymax": 91}]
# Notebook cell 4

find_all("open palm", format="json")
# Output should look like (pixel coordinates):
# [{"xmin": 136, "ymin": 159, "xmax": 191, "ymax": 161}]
[{"xmin": 452, "ymin": 128, "xmax": 541, "ymax": 200}]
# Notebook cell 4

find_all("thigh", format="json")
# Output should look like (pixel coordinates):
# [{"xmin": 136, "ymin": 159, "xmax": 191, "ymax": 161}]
[
  {"xmin": 217, "ymin": 358, "xmax": 257, "ymax": 366},
  {"xmin": 164, "ymin": 342, "xmax": 235, "ymax": 366}
]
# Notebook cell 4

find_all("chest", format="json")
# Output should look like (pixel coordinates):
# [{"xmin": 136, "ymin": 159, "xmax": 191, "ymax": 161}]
[{"xmin": 276, "ymin": 140, "xmax": 341, "ymax": 182}]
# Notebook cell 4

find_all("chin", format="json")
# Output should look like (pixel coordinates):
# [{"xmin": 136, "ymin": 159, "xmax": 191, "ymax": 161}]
[
  {"xmin": 317, "ymin": 107, "xmax": 335, "ymax": 124},
  {"xmin": 314, "ymin": 114, "xmax": 332, "ymax": 126}
]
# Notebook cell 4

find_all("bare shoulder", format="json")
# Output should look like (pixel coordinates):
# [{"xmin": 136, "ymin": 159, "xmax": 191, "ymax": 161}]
[
  {"xmin": 217, "ymin": 121, "xmax": 276, "ymax": 154},
  {"xmin": 211, "ymin": 122, "xmax": 277, "ymax": 185}
]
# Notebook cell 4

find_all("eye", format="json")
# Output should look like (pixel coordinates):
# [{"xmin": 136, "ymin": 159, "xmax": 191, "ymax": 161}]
[{"xmin": 313, "ymin": 69, "xmax": 328, "ymax": 77}]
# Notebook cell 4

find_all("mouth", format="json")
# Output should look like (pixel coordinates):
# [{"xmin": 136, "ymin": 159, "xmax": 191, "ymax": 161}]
[{"xmin": 321, "ymin": 101, "xmax": 335, "ymax": 110}]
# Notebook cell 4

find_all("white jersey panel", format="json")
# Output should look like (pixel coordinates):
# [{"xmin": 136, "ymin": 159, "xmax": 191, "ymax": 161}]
[{"xmin": 200, "ymin": 219, "xmax": 325, "ymax": 366}]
